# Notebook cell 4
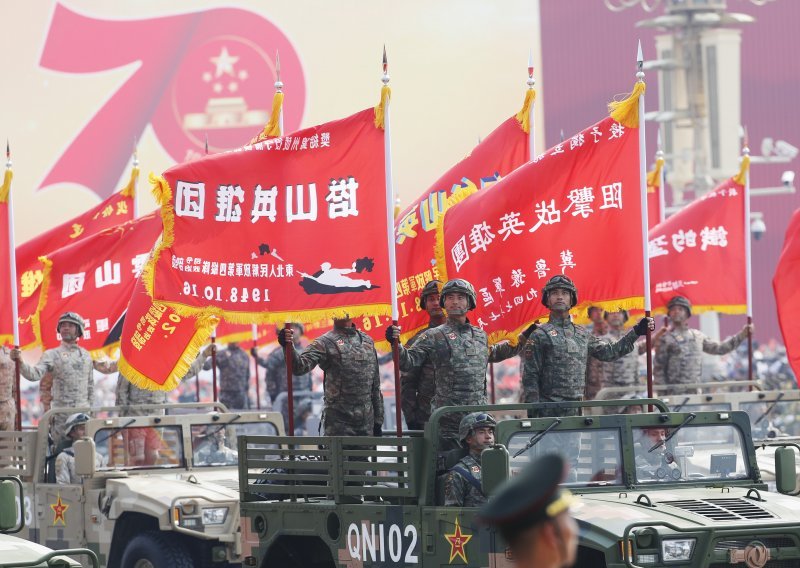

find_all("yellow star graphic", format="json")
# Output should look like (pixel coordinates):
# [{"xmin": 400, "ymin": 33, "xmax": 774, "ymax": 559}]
[
  {"xmin": 50, "ymin": 493, "xmax": 69, "ymax": 526},
  {"xmin": 210, "ymin": 46, "xmax": 239, "ymax": 79},
  {"xmin": 444, "ymin": 517, "xmax": 472, "ymax": 564}
]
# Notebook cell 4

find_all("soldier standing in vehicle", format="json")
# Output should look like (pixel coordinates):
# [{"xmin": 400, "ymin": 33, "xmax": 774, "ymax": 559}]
[
  {"xmin": 0, "ymin": 346, "xmax": 15, "ymax": 431},
  {"xmin": 654, "ymin": 295, "xmax": 752, "ymax": 395},
  {"xmin": 479, "ymin": 453, "xmax": 578, "ymax": 568},
  {"xmin": 443, "ymin": 412, "xmax": 496, "ymax": 507},
  {"xmin": 521, "ymin": 276, "xmax": 654, "ymax": 417},
  {"xmin": 206, "ymin": 341, "xmax": 251, "ymax": 410},
  {"xmin": 10, "ymin": 312, "xmax": 117, "ymax": 443},
  {"xmin": 387, "ymin": 278, "xmax": 534, "ymax": 450},
  {"xmin": 281, "ymin": 316, "xmax": 383, "ymax": 437},
  {"xmin": 400, "ymin": 280, "xmax": 445, "ymax": 430},
  {"xmin": 55, "ymin": 413, "xmax": 104, "ymax": 484}
]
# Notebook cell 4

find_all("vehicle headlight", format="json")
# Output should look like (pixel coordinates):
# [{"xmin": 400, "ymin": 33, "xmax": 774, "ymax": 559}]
[
  {"xmin": 202, "ymin": 507, "xmax": 229, "ymax": 525},
  {"xmin": 662, "ymin": 538, "xmax": 695, "ymax": 562}
]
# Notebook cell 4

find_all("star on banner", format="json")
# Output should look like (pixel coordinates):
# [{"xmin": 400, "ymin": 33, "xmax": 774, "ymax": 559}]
[{"xmin": 445, "ymin": 516, "xmax": 472, "ymax": 563}]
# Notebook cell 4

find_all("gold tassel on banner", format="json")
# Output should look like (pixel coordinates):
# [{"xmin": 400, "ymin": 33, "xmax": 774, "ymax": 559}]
[
  {"xmin": 119, "ymin": 166, "xmax": 140, "ymax": 198},
  {"xmin": 646, "ymin": 156, "xmax": 664, "ymax": 188},
  {"xmin": 374, "ymin": 85, "xmax": 391, "ymax": 130},
  {"xmin": 251, "ymin": 92, "xmax": 284, "ymax": 144},
  {"xmin": 733, "ymin": 154, "xmax": 751, "ymax": 185},
  {"xmin": 608, "ymin": 81, "xmax": 646, "ymax": 128},
  {"xmin": 514, "ymin": 89, "xmax": 536, "ymax": 134},
  {"xmin": 0, "ymin": 169, "xmax": 12, "ymax": 203}
]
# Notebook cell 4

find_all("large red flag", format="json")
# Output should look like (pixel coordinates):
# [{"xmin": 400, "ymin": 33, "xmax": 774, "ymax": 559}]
[
  {"xmin": 773, "ymin": 208, "xmax": 800, "ymax": 382},
  {"xmin": 365, "ymin": 113, "xmax": 530, "ymax": 349},
  {"xmin": 646, "ymin": 155, "xmax": 664, "ymax": 230},
  {"xmin": 145, "ymin": 108, "xmax": 392, "ymax": 323},
  {"xmin": 33, "ymin": 212, "xmax": 162, "ymax": 355},
  {"xmin": 648, "ymin": 165, "xmax": 747, "ymax": 315},
  {"xmin": 0, "ymin": 169, "xmax": 13, "ymax": 346},
  {"xmin": 9, "ymin": 168, "xmax": 137, "ymax": 348},
  {"xmin": 214, "ymin": 321, "xmax": 276, "ymax": 345},
  {"xmin": 436, "ymin": 107, "xmax": 644, "ymax": 344}
]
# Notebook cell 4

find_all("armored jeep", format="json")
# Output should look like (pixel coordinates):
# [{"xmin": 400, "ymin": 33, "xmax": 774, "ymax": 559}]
[
  {"xmin": 238, "ymin": 399, "xmax": 800, "ymax": 567},
  {"xmin": 0, "ymin": 402, "xmax": 284, "ymax": 567}
]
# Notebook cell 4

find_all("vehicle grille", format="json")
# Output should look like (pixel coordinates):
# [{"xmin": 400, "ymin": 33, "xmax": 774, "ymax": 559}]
[
  {"xmin": 660, "ymin": 498, "xmax": 775, "ymax": 521},
  {"xmin": 715, "ymin": 537, "xmax": 795, "ymax": 551}
]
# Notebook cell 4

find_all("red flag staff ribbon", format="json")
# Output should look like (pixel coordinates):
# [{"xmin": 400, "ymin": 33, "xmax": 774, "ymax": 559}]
[{"xmin": 2, "ymin": 145, "xmax": 21, "ymax": 430}]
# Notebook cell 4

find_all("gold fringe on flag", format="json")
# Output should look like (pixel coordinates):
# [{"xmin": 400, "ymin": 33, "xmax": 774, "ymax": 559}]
[
  {"xmin": 0, "ymin": 169, "xmax": 12, "ymax": 203},
  {"xmin": 374, "ymin": 85, "xmax": 391, "ymax": 130},
  {"xmin": 119, "ymin": 166, "xmax": 140, "ymax": 199},
  {"xmin": 251, "ymin": 92, "xmax": 285, "ymax": 144},
  {"xmin": 142, "ymin": 173, "xmax": 175, "ymax": 298},
  {"xmin": 30, "ymin": 256, "xmax": 54, "ymax": 349},
  {"xmin": 646, "ymin": 156, "xmax": 665, "ymax": 189},
  {"xmin": 733, "ymin": 154, "xmax": 751, "ymax": 185},
  {"xmin": 514, "ymin": 88, "xmax": 537, "ymax": 134},
  {"xmin": 608, "ymin": 81, "xmax": 646, "ymax": 128}
]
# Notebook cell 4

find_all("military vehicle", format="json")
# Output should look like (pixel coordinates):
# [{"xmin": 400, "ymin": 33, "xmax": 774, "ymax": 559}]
[
  {"xmin": 0, "ymin": 474, "xmax": 97, "ymax": 567},
  {"xmin": 0, "ymin": 402, "xmax": 284, "ymax": 567},
  {"xmin": 238, "ymin": 399, "xmax": 800, "ymax": 567}
]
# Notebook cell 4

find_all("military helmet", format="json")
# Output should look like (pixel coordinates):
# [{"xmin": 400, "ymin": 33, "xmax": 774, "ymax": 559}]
[
  {"xmin": 604, "ymin": 309, "xmax": 629, "ymax": 323},
  {"xmin": 541, "ymin": 275, "xmax": 578, "ymax": 309},
  {"xmin": 667, "ymin": 295, "xmax": 692, "ymax": 317},
  {"xmin": 439, "ymin": 279, "xmax": 477, "ymax": 310},
  {"xmin": 57, "ymin": 312, "xmax": 85, "ymax": 337},
  {"xmin": 458, "ymin": 412, "xmax": 497, "ymax": 445},
  {"xmin": 64, "ymin": 412, "xmax": 90, "ymax": 436},
  {"xmin": 419, "ymin": 279, "xmax": 442, "ymax": 304}
]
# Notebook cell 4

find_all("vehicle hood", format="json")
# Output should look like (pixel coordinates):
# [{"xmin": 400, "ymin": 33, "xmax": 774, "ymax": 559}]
[
  {"xmin": 107, "ymin": 468, "xmax": 239, "ymax": 506},
  {"xmin": 0, "ymin": 534, "xmax": 82, "ymax": 567}
]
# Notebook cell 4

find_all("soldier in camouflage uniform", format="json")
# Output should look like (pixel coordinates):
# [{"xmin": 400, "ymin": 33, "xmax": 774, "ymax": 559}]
[
  {"xmin": 205, "ymin": 342, "xmax": 251, "ymax": 410},
  {"xmin": 400, "ymin": 280, "xmax": 445, "ymax": 430},
  {"xmin": 443, "ymin": 412, "xmax": 496, "ymax": 507},
  {"xmin": 654, "ymin": 296, "xmax": 751, "ymax": 395},
  {"xmin": 521, "ymin": 276, "xmax": 653, "ymax": 417},
  {"xmin": 11, "ymin": 312, "xmax": 117, "ymax": 443},
  {"xmin": 281, "ymin": 317, "xmax": 383, "ymax": 437},
  {"xmin": 55, "ymin": 412, "xmax": 104, "ymax": 484},
  {"xmin": 388, "ymin": 279, "xmax": 533, "ymax": 450},
  {"xmin": 0, "ymin": 346, "xmax": 16, "ymax": 431}
]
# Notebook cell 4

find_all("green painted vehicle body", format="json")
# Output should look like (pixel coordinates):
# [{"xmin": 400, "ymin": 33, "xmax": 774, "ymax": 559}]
[{"xmin": 239, "ymin": 399, "xmax": 800, "ymax": 568}]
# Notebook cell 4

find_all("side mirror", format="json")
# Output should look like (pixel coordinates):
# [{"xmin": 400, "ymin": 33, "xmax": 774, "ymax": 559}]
[
  {"xmin": 0, "ymin": 479, "xmax": 19, "ymax": 531},
  {"xmin": 774, "ymin": 447, "xmax": 797, "ymax": 494},
  {"xmin": 74, "ymin": 438, "xmax": 97, "ymax": 478},
  {"xmin": 481, "ymin": 444, "xmax": 509, "ymax": 497}
]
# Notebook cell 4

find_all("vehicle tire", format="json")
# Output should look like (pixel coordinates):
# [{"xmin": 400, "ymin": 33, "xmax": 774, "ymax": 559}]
[{"xmin": 120, "ymin": 531, "xmax": 193, "ymax": 568}]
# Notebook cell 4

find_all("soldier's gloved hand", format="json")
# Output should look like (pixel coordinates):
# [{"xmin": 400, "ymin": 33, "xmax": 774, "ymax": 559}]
[
  {"xmin": 633, "ymin": 317, "xmax": 655, "ymax": 336},
  {"xmin": 522, "ymin": 322, "xmax": 538, "ymax": 339},
  {"xmin": 277, "ymin": 328, "xmax": 288, "ymax": 347},
  {"xmin": 373, "ymin": 423, "xmax": 383, "ymax": 437},
  {"xmin": 250, "ymin": 347, "xmax": 257, "ymax": 358},
  {"xmin": 9, "ymin": 347, "xmax": 21, "ymax": 361},
  {"xmin": 384, "ymin": 325, "xmax": 400, "ymax": 345}
]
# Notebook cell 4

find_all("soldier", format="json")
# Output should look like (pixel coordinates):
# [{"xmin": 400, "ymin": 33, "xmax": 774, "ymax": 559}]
[
  {"xmin": 633, "ymin": 427, "xmax": 680, "ymax": 481},
  {"xmin": 55, "ymin": 412, "xmax": 104, "ymax": 484},
  {"xmin": 0, "ymin": 346, "xmax": 15, "ymax": 431},
  {"xmin": 443, "ymin": 412, "xmax": 496, "ymax": 507},
  {"xmin": 193, "ymin": 425, "xmax": 238, "ymax": 465},
  {"xmin": 206, "ymin": 341, "xmax": 251, "ymax": 410},
  {"xmin": 281, "ymin": 316, "xmax": 383, "ymax": 437},
  {"xmin": 253, "ymin": 324, "xmax": 312, "ymax": 427},
  {"xmin": 479, "ymin": 453, "xmax": 578, "ymax": 568},
  {"xmin": 586, "ymin": 306, "xmax": 608, "ymax": 337},
  {"xmin": 654, "ymin": 296, "xmax": 752, "ymax": 395},
  {"xmin": 387, "ymin": 278, "xmax": 534, "ymax": 450},
  {"xmin": 400, "ymin": 279, "xmax": 445, "ymax": 430},
  {"xmin": 10, "ymin": 312, "xmax": 117, "ymax": 443},
  {"xmin": 521, "ymin": 276, "xmax": 653, "ymax": 417}
]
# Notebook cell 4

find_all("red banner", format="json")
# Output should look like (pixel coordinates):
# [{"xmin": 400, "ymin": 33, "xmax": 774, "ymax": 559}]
[
  {"xmin": 365, "ymin": 115, "xmax": 529, "ymax": 348},
  {"xmin": 7, "ymin": 169, "xmax": 137, "ymax": 348},
  {"xmin": 214, "ymin": 321, "xmax": 276, "ymax": 346},
  {"xmin": 647, "ymin": 156, "xmax": 664, "ymax": 230},
  {"xmin": 436, "ymin": 113, "xmax": 644, "ymax": 343},
  {"xmin": 773, "ymin": 208, "xmax": 800, "ymax": 383},
  {"xmin": 146, "ymin": 108, "xmax": 392, "ymax": 323},
  {"xmin": 0, "ymin": 170, "xmax": 12, "ymax": 346},
  {"xmin": 34, "ymin": 213, "xmax": 162, "ymax": 355},
  {"xmin": 648, "ymin": 171, "xmax": 746, "ymax": 315}
]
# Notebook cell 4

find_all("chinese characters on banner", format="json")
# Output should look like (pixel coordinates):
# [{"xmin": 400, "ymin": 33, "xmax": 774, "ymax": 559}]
[
  {"xmin": 436, "ymin": 115, "xmax": 644, "ymax": 344},
  {"xmin": 6, "ymin": 170, "xmax": 136, "ymax": 348},
  {"xmin": 773, "ymin": 208, "xmax": 800, "ymax": 383},
  {"xmin": 367, "ymin": 115, "xmax": 529, "ymax": 348},
  {"xmin": 648, "ymin": 176, "xmax": 745, "ymax": 314},
  {"xmin": 0, "ymin": 169, "xmax": 12, "ymax": 346},
  {"xmin": 34, "ymin": 212, "xmax": 162, "ymax": 354},
  {"xmin": 146, "ymin": 108, "xmax": 392, "ymax": 324}
]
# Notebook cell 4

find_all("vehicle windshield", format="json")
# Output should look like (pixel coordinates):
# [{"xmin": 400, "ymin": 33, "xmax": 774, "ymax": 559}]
[
  {"xmin": 94, "ymin": 425, "xmax": 184, "ymax": 469},
  {"xmin": 191, "ymin": 421, "xmax": 278, "ymax": 467},
  {"xmin": 633, "ymin": 424, "xmax": 750, "ymax": 484},
  {"xmin": 508, "ymin": 428, "xmax": 624, "ymax": 487},
  {"xmin": 668, "ymin": 402, "xmax": 731, "ymax": 413},
  {"xmin": 742, "ymin": 400, "xmax": 800, "ymax": 439}
]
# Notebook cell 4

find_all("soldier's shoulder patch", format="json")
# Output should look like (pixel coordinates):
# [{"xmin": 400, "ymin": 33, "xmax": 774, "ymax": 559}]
[
  {"xmin": 549, "ymin": 330, "xmax": 558, "ymax": 337},
  {"xmin": 336, "ymin": 339, "xmax": 345, "ymax": 346},
  {"xmin": 470, "ymin": 465, "xmax": 480, "ymax": 474},
  {"xmin": 447, "ymin": 332, "xmax": 457, "ymax": 340}
]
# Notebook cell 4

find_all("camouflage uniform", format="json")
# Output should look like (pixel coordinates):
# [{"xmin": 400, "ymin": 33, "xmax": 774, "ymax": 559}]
[
  {"xmin": 654, "ymin": 324, "xmax": 746, "ymax": 394},
  {"xmin": 257, "ymin": 346, "xmax": 312, "ymax": 428},
  {"xmin": 400, "ymin": 324, "xmax": 437, "ymax": 429},
  {"xmin": 0, "ymin": 347, "xmax": 16, "ymax": 431},
  {"xmin": 115, "ymin": 373, "xmax": 167, "ymax": 416},
  {"xmin": 205, "ymin": 343, "xmax": 251, "ymax": 410},
  {"xmin": 443, "ymin": 454, "xmax": 486, "ymax": 507},
  {"xmin": 586, "ymin": 328, "xmax": 642, "ymax": 400},
  {"xmin": 55, "ymin": 444, "xmax": 104, "ymax": 484},
  {"xmin": 521, "ymin": 316, "xmax": 638, "ymax": 416},
  {"xmin": 19, "ymin": 343, "xmax": 116, "ymax": 442},
  {"xmin": 290, "ymin": 327, "xmax": 383, "ymax": 436},
  {"xmin": 398, "ymin": 320, "xmax": 522, "ymax": 449}
]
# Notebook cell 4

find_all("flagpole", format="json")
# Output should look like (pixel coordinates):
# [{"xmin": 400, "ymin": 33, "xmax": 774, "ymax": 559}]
[
  {"xmin": 203, "ymin": 135, "xmax": 219, "ymax": 404},
  {"xmin": 251, "ymin": 324, "xmax": 261, "ymax": 410},
  {"xmin": 489, "ymin": 363, "xmax": 496, "ymax": 404},
  {"xmin": 132, "ymin": 140, "xmax": 139, "ymax": 219},
  {"xmin": 527, "ymin": 50, "xmax": 536, "ymax": 160},
  {"xmin": 635, "ymin": 42, "xmax": 654, "ymax": 403},
  {"xmin": 742, "ymin": 136, "xmax": 754, "ymax": 385},
  {"xmin": 657, "ymin": 129, "xmax": 666, "ymax": 224},
  {"xmin": 5, "ymin": 142, "xmax": 21, "ymax": 430}
]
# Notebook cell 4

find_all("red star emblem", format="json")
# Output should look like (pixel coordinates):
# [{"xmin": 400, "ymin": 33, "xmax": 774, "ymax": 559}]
[
  {"xmin": 50, "ymin": 493, "xmax": 69, "ymax": 526},
  {"xmin": 444, "ymin": 517, "xmax": 472, "ymax": 564}
]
